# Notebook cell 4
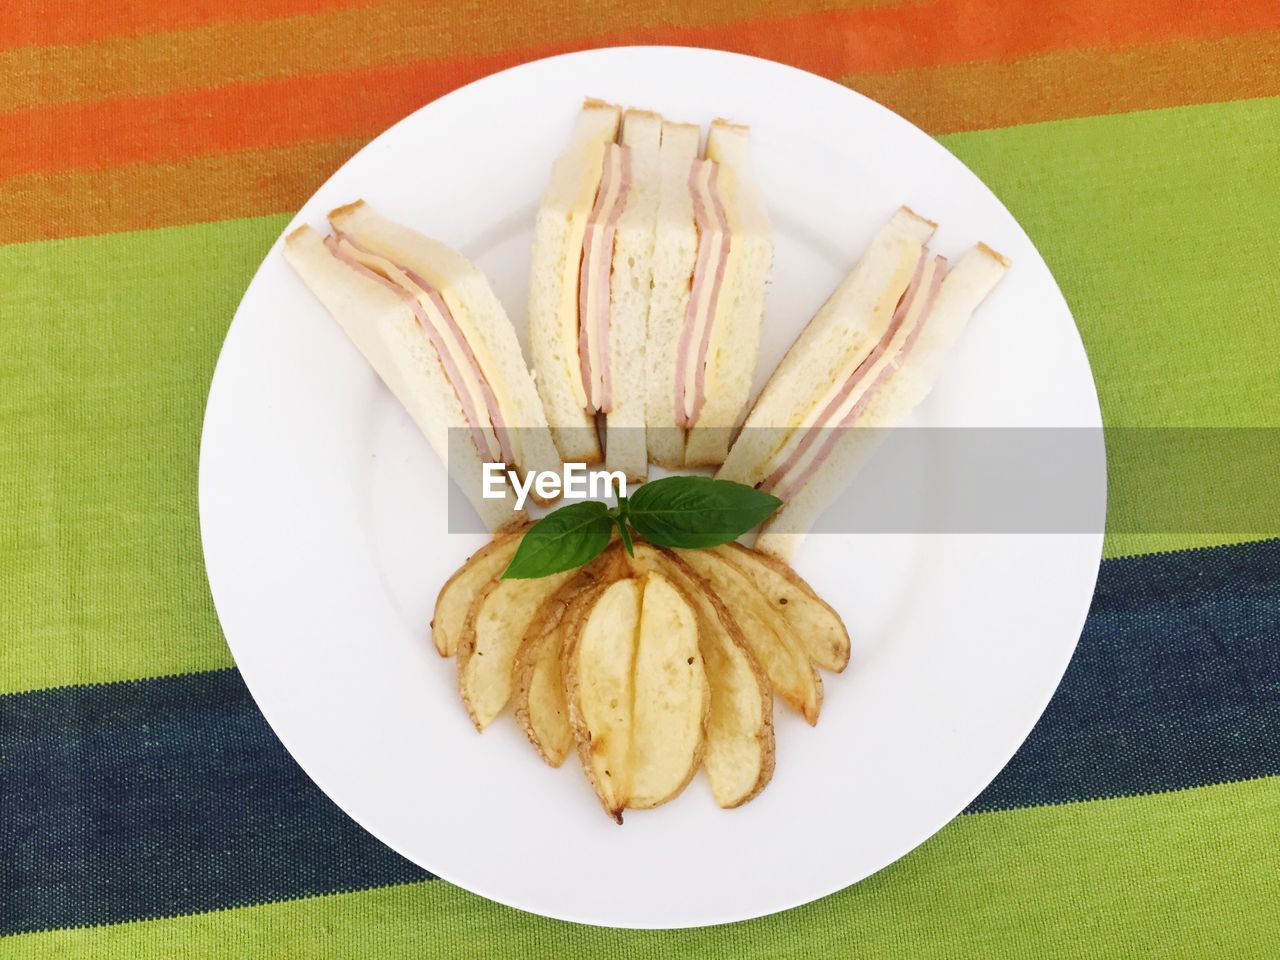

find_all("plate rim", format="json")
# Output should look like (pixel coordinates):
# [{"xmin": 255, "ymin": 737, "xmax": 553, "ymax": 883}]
[{"xmin": 199, "ymin": 44, "xmax": 1106, "ymax": 929}]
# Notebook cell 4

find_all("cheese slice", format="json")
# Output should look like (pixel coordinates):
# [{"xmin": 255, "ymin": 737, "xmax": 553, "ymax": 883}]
[{"xmin": 767, "ymin": 253, "xmax": 947, "ymax": 498}]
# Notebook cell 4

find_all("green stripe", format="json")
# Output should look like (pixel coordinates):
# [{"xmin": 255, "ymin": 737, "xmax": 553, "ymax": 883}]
[
  {"xmin": 0, "ymin": 215, "xmax": 287, "ymax": 696},
  {"xmin": 941, "ymin": 96, "xmax": 1280, "ymax": 559},
  {"xmin": 4, "ymin": 98, "xmax": 1278, "ymax": 693},
  {"xmin": 6, "ymin": 776, "xmax": 1277, "ymax": 956}
]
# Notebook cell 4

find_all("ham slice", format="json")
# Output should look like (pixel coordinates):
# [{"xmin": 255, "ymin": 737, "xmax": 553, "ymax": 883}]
[
  {"xmin": 324, "ymin": 234, "xmax": 514, "ymax": 465},
  {"xmin": 578, "ymin": 143, "xmax": 631, "ymax": 414},
  {"xmin": 675, "ymin": 158, "xmax": 732, "ymax": 427},
  {"xmin": 763, "ymin": 253, "xmax": 948, "ymax": 501}
]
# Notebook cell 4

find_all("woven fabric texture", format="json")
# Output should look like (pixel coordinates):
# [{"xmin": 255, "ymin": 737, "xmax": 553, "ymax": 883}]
[{"xmin": 2, "ymin": 1, "xmax": 1278, "ymax": 956}]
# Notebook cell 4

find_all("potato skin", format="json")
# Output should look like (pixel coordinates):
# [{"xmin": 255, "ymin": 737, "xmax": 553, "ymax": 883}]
[
  {"xmin": 511, "ymin": 568, "xmax": 604, "ymax": 767},
  {"xmin": 561, "ymin": 571, "xmax": 634, "ymax": 823},
  {"xmin": 639, "ymin": 546, "xmax": 776, "ymax": 808},
  {"xmin": 676, "ymin": 546, "xmax": 823, "ymax": 725},
  {"xmin": 432, "ymin": 528, "xmax": 846, "ymax": 819},
  {"xmin": 430, "ymin": 525, "xmax": 527, "ymax": 657},
  {"xmin": 456, "ymin": 568, "xmax": 577, "ymax": 731},
  {"xmin": 712, "ymin": 542, "xmax": 851, "ymax": 673},
  {"xmin": 626, "ymin": 570, "xmax": 710, "ymax": 810}
]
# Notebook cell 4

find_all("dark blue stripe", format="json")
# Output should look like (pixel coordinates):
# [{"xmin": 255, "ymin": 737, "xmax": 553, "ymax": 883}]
[
  {"xmin": 2, "ymin": 538, "xmax": 1279, "ymax": 935},
  {"xmin": 0, "ymin": 670, "xmax": 429, "ymax": 936},
  {"xmin": 965, "ymin": 537, "xmax": 1280, "ymax": 812}
]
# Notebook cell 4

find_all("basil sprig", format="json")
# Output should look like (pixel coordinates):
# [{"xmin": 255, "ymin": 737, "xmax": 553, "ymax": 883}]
[
  {"xmin": 500, "ymin": 500, "xmax": 614, "ymax": 580},
  {"xmin": 626, "ymin": 476, "xmax": 781, "ymax": 549},
  {"xmin": 501, "ymin": 475, "xmax": 781, "ymax": 580}
]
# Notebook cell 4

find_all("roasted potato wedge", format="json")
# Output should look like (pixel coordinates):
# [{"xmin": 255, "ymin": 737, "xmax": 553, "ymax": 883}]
[
  {"xmin": 629, "ymin": 571, "xmax": 709, "ymax": 808},
  {"xmin": 434, "ymin": 520, "xmax": 847, "ymax": 817},
  {"xmin": 629, "ymin": 545, "xmax": 774, "ymax": 808},
  {"xmin": 708, "ymin": 543, "xmax": 850, "ymax": 672},
  {"xmin": 431, "ymin": 527, "xmax": 525, "ymax": 656},
  {"xmin": 695, "ymin": 595, "xmax": 777, "ymax": 807},
  {"xmin": 658, "ymin": 552, "xmax": 776, "ymax": 807},
  {"xmin": 677, "ymin": 548, "xmax": 823, "ymax": 725},
  {"xmin": 456, "ymin": 569, "xmax": 576, "ymax": 730},
  {"xmin": 564, "ymin": 576, "xmax": 640, "ymax": 822},
  {"xmin": 511, "ymin": 569, "xmax": 605, "ymax": 767}
]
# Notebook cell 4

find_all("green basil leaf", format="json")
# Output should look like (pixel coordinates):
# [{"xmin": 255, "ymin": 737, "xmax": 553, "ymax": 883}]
[
  {"xmin": 501, "ymin": 500, "xmax": 613, "ymax": 579},
  {"xmin": 627, "ymin": 476, "xmax": 782, "ymax": 549}
]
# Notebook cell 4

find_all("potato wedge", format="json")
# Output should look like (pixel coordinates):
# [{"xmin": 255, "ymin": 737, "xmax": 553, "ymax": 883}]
[
  {"xmin": 696, "ymin": 595, "xmax": 777, "ymax": 807},
  {"xmin": 456, "ymin": 568, "xmax": 575, "ymax": 730},
  {"xmin": 431, "ymin": 528, "xmax": 525, "ymax": 656},
  {"xmin": 564, "ymin": 576, "xmax": 640, "ymax": 822},
  {"xmin": 629, "ymin": 545, "xmax": 774, "ymax": 808},
  {"xmin": 510, "ymin": 597, "xmax": 575, "ymax": 767},
  {"xmin": 629, "ymin": 572, "xmax": 709, "ymax": 808},
  {"xmin": 708, "ymin": 543, "xmax": 850, "ymax": 672},
  {"xmin": 677, "ymin": 548, "xmax": 823, "ymax": 725},
  {"xmin": 511, "ymin": 569, "xmax": 604, "ymax": 767}
]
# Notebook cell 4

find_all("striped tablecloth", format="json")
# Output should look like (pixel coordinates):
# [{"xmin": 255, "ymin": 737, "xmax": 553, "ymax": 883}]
[{"xmin": 3, "ymin": 2, "xmax": 1279, "ymax": 956}]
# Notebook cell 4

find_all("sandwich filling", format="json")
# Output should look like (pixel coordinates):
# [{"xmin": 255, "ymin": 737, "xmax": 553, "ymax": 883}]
[
  {"xmin": 674, "ymin": 158, "xmax": 732, "ymax": 427},
  {"xmin": 323, "ymin": 233, "xmax": 515, "ymax": 466},
  {"xmin": 578, "ymin": 143, "xmax": 632, "ymax": 414},
  {"xmin": 761, "ymin": 250, "xmax": 948, "ymax": 501}
]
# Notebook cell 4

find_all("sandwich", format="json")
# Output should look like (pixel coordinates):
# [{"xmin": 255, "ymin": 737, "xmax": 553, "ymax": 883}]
[
  {"xmin": 528, "ymin": 99, "xmax": 655, "ymax": 477},
  {"xmin": 283, "ymin": 200, "xmax": 561, "ymax": 532},
  {"xmin": 717, "ymin": 206, "xmax": 1010, "ymax": 560},
  {"xmin": 528, "ymin": 100, "xmax": 772, "ymax": 478},
  {"xmin": 646, "ymin": 118, "xmax": 772, "ymax": 469}
]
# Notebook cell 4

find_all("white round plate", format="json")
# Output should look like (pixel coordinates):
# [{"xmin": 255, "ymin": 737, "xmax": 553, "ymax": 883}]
[{"xmin": 200, "ymin": 47, "xmax": 1103, "ymax": 928}]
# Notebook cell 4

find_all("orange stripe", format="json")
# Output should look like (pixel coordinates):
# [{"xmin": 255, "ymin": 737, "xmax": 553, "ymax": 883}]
[
  {"xmin": 0, "ymin": 0, "xmax": 890, "ymax": 113},
  {"xmin": 5, "ymin": 31, "xmax": 1276, "ymax": 246},
  {"xmin": 0, "ymin": 0, "xmax": 379, "ymax": 51},
  {"xmin": 3, "ymin": 55, "xmax": 513, "ymax": 179},
  {"xmin": 1, "ymin": 140, "xmax": 361, "ymax": 244},
  {"xmin": 4, "ymin": 0, "xmax": 1278, "ymax": 180},
  {"xmin": 703, "ymin": 0, "xmax": 1280, "ymax": 75},
  {"xmin": 848, "ymin": 29, "xmax": 1280, "ymax": 134}
]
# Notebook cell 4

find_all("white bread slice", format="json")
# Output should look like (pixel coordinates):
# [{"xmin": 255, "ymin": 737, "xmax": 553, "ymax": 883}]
[
  {"xmin": 604, "ymin": 109, "xmax": 662, "ymax": 483},
  {"xmin": 282, "ymin": 225, "xmax": 522, "ymax": 532},
  {"xmin": 755, "ymin": 242, "xmax": 1011, "ymax": 560},
  {"xmin": 528, "ymin": 99, "xmax": 622, "ymax": 464},
  {"xmin": 645, "ymin": 121, "xmax": 701, "ymax": 467},
  {"xmin": 683, "ymin": 120, "xmax": 773, "ymax": 467},
  {"xmin": 718, "ymin": 206, "xmax": 937, "ymax": 489},
  {"xmin": 328, "ymin": 201, "xmax": 563, "ymax": 498}
]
